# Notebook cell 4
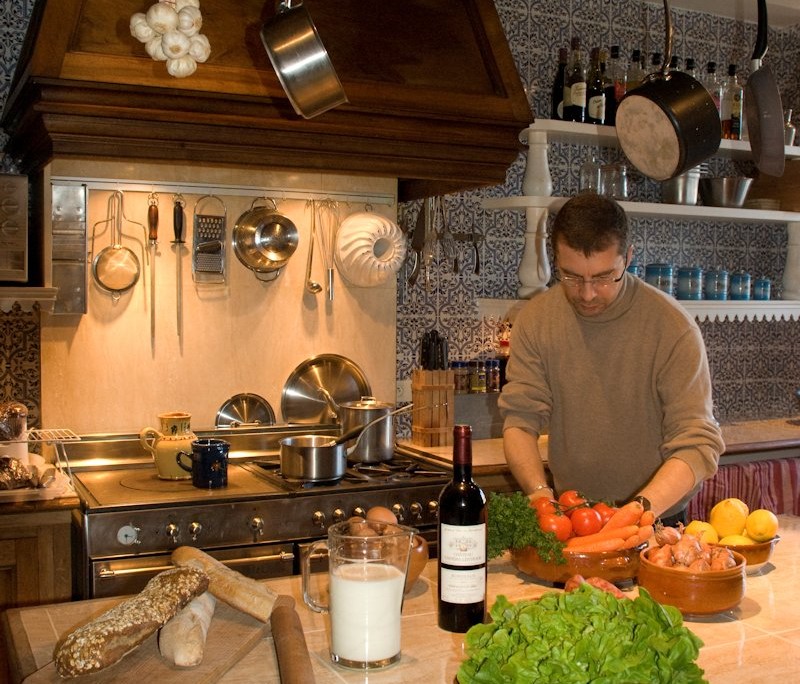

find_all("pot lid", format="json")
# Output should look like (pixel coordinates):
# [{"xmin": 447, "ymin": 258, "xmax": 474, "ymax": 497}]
[
  {"xmin": 281, "ymin": 354, "xmax": 371, "ymax": 424},
  {"xmin": 215, "ymin": 393, "xmax": 276, "ymax": 427},
  {"xmin": 339, "ymin": 396, "xmax": 393, "ymax": 410}
]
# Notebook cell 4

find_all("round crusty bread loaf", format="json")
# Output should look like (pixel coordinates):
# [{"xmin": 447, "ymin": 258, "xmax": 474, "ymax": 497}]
[{"xmin": 54, "ymin": 566, "xmax": 209, "ymax": 677}]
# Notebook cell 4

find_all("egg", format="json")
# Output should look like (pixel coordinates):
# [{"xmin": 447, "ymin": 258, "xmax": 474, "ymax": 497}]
[
  {"xmin": 366, "ymin": 505, "xmax": 398, "ymax": 526},
  {"xmin": 347, "ymin": 516, "xmax": 379, "ymax": 537}
]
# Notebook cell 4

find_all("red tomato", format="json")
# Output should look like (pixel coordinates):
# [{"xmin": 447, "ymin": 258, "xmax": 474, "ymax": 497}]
[
  {"xmin": 571, "ymin": 507, "xmax": 603, "ymax": 536},
  {"xmin": 538, "ymin": 513, "xmax": 573, "ymax": 541},
  {"xmin": 592, "ymin": 502, "xmax": 617, "ymax": 526},
  {"xmin": 532, "ymin": 497, "xmax": 558, "ymax": 516},
  {"xmin": 558, "ymin": 489, "xmax": 587, "ymax": 517}
]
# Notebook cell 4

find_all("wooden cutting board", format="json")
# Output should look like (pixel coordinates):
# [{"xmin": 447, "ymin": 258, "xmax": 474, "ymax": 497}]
[{"xmin": 22, "ymin": 601, "xmax": 267, "ymax": 684}]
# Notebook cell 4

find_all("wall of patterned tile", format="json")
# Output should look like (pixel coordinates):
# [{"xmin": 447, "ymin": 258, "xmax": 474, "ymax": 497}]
[
  {"xmin": 396, "ymin": 0, "xmax": 800, "ymax": 429},
  {"xmin": 0, "ymin": 306, "xmax": 41, "ymax": 427}
]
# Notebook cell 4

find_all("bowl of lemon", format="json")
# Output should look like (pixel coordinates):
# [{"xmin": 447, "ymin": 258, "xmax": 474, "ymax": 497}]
[{"xmin": 685, "ymin": 499, "xmax": 781, "ymax": 575}]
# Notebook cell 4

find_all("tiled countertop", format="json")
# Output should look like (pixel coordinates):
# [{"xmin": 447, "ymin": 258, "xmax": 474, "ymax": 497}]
[{"xmin": 4, "ymin": 516, "xmax": 799, "ymax": 683}]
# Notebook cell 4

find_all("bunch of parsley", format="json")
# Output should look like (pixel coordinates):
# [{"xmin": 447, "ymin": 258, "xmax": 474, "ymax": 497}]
[
  {"xmin": 487, "ymin": 491, "xmax": 565, "ymax": 563},
  {"xmin": 458, "ymin": 585, "xmax": 706, "ymax": 684}
]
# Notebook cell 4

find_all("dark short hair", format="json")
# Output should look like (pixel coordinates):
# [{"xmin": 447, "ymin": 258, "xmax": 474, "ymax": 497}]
[{"xmin": 551, "ymin": 193, "xmax": 628, "ymax": 257}]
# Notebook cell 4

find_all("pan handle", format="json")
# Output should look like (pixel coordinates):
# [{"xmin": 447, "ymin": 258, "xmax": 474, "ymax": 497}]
[
  {"xmin": 752, "ymin": 0, "xmax": 768, "ymax": 62},
  {"xmin": 660, "ymin": 0, "xmax": 673, "ymax": 78}
]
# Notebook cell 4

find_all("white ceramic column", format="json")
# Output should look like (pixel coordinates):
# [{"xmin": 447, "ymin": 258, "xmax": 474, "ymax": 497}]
[
  {"xmin": 783, "ymin": 221, "xmax": 800, "ymax": 301},
  {"xmin": 518, "ymin": 127, "xmax": 552, "ymax": 298}
]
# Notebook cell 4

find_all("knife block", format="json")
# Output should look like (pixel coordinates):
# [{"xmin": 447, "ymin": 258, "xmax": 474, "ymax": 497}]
[{"xmin": 411, "ymin": 369, "xmax": 454, "ymax": 447}]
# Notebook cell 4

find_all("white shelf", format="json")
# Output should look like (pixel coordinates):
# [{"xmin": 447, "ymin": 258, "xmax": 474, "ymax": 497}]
[
  {"xmin": 483, "ymin": 196, "xmax": 800, "ymax": 224},
  {"xmin": 526, "ymin": 119, "xmax": 800, "ymax": 163},
  {"xmin": 476, "ymin": 297, "xmax": 800, "ymax": 323},
  {"xmin": 0, "ymin": 288, "xmax": 59, "ymax": 313}
]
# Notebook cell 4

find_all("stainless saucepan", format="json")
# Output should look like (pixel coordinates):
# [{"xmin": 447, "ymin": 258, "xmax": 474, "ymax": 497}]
[{"xmin": 279, "ymin": 404, "xmax": 414, "ymax": 482}]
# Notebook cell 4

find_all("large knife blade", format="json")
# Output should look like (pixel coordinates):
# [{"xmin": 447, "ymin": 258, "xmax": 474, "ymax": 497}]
[
  {"xmin": 173, "ymin": 197, "xmax": 185, "ymax": 340},
  {"xmin": 407, "ymin": 201, "xmax": 427, "ymax": 285},
  {"xmin": 147, "ymin": 195, "xmax": 158, "ymax": 351}
]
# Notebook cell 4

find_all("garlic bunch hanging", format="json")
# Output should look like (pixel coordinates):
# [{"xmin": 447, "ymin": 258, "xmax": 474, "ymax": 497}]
[{"xmin": 130, "ymin": 0, "xmax": 210, "ymax": 78}]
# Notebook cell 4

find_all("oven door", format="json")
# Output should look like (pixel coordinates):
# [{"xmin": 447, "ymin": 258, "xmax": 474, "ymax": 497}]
[{"xmin": 89, "ymin": 543, "xmax": 295, "ymax": 598}]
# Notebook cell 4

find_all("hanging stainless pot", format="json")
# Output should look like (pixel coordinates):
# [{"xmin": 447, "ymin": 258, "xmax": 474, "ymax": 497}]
[
  {"xmin": 260, "ymin": 0, "xmax": 348, "ymax": 119},
  {"xmin": 616, "ymin": 0, "xmax": 721, "ymax": 181},
  {"xmin": 233, "ymin": 198, "xmax": 299, "ymax": 281},
  {"xmin": 339, "ymin": 396, "xmax": 395, "ymax": 463}
]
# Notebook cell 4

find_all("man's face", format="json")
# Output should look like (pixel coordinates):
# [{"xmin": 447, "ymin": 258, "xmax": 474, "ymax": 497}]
[{"xmin": 554, "ymin": 241, "xmax": 631, "ymax": 317}]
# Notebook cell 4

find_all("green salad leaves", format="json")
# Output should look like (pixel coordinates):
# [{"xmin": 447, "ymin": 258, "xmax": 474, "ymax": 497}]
[
  {"xmin": 487, "ymin": 491, "xmax": 565, "ymax": 563},
  {"xmin": 457, "ymin": 584, "xmax": 706, "ymax": 684}
]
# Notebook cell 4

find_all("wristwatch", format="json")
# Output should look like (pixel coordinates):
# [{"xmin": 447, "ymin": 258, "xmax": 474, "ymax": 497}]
[{"xmin": 632, "ymin": 495, "xmax": 652, "ymax": 511}]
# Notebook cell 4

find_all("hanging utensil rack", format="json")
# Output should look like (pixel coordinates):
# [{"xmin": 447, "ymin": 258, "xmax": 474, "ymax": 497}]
[{"xmin": 27, "ymin": 428, "xmax": 81, "ymax": 490}]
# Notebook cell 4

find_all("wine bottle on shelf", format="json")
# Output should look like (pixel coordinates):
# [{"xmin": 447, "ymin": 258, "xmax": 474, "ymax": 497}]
[
  {"xmin": 605, "ymin": 45, "xmax": 625, "ymax": 126},
  {"xmin": 702, "ymin": 61, "xmax": 722, "ymax": 112},
  {"xmin": 437, "ymin": 424, "xmax": 487, "ymax": 633},
  {"xmin": 551, "ymin": 47, "xmax": 568, "ymax": 120},
  {"xmin": 586, "ymin": 47, "xmax": 606, "ymax": 125},
  {"xmin": 563, "ymin": 36, "xmax": 587, "ymax": 122},
  {"xmin": 684, "ymin": 57, "xmax": 698, "ymax": 80},
  {"xmin": 649, "ymin": 51, "xmax": 663, "ymax": 75}
]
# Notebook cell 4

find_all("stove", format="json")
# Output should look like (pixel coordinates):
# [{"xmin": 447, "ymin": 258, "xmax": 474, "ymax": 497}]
[{"xmin": 65, "ymin": 426, "xmax": 449, "ymax": 598}]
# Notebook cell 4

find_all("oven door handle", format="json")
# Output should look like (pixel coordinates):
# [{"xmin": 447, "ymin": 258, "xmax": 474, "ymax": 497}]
[{"xmin": 96, "ymin": 551, "xmax": 295, "ymax": 579}]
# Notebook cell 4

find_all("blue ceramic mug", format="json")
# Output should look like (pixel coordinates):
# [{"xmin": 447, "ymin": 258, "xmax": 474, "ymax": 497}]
[{"xmin": 177, "ymin": 439, "xmax": 229, "ymax": 488}]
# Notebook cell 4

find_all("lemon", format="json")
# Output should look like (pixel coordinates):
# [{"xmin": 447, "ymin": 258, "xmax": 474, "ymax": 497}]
[
  {"xmin": 709, "ymin": 498, "xmax": 749, "ymax": 538},
  {"xmin": 719, "ymin": 534, "xmax": 755, "ymax": 546},
  {"xmin": 745, "ymin": 509, "xmax": 779, "ymax": 542},
  {"xmin": 684, "ymin": 520, "xmax": 719, "ymax": 544}
]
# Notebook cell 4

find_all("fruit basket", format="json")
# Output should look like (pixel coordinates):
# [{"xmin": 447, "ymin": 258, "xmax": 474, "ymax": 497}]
[
  {"xmin": 713, "ymin": 536, "xmax": 780, "ymax": 575},
  {"xmin": 511, "ymin": 543, "xmax": 646, "ymax": 585}
]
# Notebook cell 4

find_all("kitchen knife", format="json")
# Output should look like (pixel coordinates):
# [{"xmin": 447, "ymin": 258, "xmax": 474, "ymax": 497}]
[
  {"xmin": 173, "ymin": 196, "xmax": 185, "ymax": 340},
  {"xmin": 407, "ymin": 202, "xmax": 427, "ymax": 286},
  {"xmin": 147, "ymin": 194, "xmax": 158, "ymax": 351}
]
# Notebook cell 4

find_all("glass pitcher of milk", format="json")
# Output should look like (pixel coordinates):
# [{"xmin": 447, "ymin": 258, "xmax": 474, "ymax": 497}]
[{"xmin": 302, "ymin": 519, "xmax": 416, "ymax": 670}]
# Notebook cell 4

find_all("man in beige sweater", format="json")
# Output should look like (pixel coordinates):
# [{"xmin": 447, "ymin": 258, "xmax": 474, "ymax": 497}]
[{"xmin": 498, "ymin": 193, "xmax": 724, "ymax": 524}]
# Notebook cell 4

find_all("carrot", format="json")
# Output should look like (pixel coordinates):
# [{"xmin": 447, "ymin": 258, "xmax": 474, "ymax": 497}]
[
  {"xmin": 601, "ymin": 501, "xmax": 645, "ymax": 531},
  {"xmin": 621, "ymin": 524, "xmax": 654, "ymax": 549},
  {"xmin": 639, "ymin": 510, "xmax": 655, "ymax": 527},
  {"xmin": 563, "ymin": 537, "xmax": 625, "ymax": 553},
  {"xmin": 565, "ymin": 524, "xmax": 639, "ymax": 549}
]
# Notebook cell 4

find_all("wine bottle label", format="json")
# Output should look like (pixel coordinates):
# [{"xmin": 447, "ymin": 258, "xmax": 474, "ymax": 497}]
[
  {"xmin": 440, "ymin": 523, "xmax": 486, "ymax": 566},
  {"xmin": 588, "ymin": 94, "xmax": 605, "ymax": 121},
  {"xmin": 440, "ymin": 566, "xmax": 486, "ymax": 604},
  {"xmin": 570, "ymin": 82, "xmax": 587, "ymax": 108}
]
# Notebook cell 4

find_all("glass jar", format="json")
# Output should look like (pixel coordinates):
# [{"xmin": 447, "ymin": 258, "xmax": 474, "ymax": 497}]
[
  {"xmin": 753, "ymin": 277, "xmax": 771, "ymax": 301},
  {"xmin": 730, "ymin": 271, "xmax": 752, "ymax": 300},
  {"xmin": 677, "ymin": 266, "xmax": 703, "ymax": 300},
  {"xmin": 468, "ymin": 360, "xmax": 486, "ymax": 394},
  {"xmin": 704, "ymin": 269, "xmax": 729, "ymax": 300},
  {"xmin": 644, "ymin": 263, "xmax": 675, "ymax": 296},
  {"xmin": 579, "ymin": 154, "xmax": 602, "ymax": 193},
  {"xmin": 487, "ymin": 360, "xmax": 501, "ymax": 393},
  {"xmin": 451, "ymin": 361, "xmax": 470, "ymax": 394}
]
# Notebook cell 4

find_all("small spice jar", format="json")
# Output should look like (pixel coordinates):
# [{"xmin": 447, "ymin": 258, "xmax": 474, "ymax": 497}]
[
  {"xmin": 753, "ymin": 277, "xmax": 771, "ymax": 301},
  {"xmin": 451, "ymin": 361, "xmax": 470, "ymax": 394},
  {"xmin": 468, "ymin": 360, "xmax": 486, "ymax": 394}
]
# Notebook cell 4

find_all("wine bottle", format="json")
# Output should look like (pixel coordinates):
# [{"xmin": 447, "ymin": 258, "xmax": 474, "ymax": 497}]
[
  {"xmin": 605, "ymin": 45, "xmax": 625, "ymax": 126},
  {"xmin": 586, "ymin": 47, "xmax": 605, "ymax": 125},
  {"xmin": 702, "ymin": 61, "xmax": 722, "ymax": 112},
  {"xmin": 721, "ymin": 64, "xmax": 743, "ymax": 140},
  {"xmin": 437, "ymin": 424, "xmax": 487, "ymax": 633},
  {"xmin": 551, "ymin": 47, "xmax": 568, "ymax": 120},
  {"xmin": 563, "ymin": 37, "xmax": 587, "ymax": 122},
  {"xmin": 626, "ymin": 49, "xmax": 645, "ymax": 92}
]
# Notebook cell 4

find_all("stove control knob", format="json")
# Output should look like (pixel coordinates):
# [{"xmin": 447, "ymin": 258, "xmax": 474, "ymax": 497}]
[
  {"xmin": 352, "ymin": 506, "xmax": 367, "ymax": 518},
  {"xmin": 250, "ymin": 517, "xmax": 264, "ymax": 539},
  {"xmin": 409, "ymin": 502, "xmax": 423, "ymax": 521},
  {"xmin": 116, "ymin": 524, "xmax": 141, "ymax": 546},
  {"xmin": 312, "ymin": 511, "xmax": 326, "ymax": 528},
  {"xmin": 427, "ymin": 500, "xmax": 439, "ymax": 516},
  {"xmin": 189, "ymin": 522, "xmax": 203, "ymax": 541},
  {"xmin": 391, "ymin": 503, "xmax": 406, "ymax": 522},
  {"xmin": 332, "ymin": 508, "xmax": 346, "ymax": 523},
  {"xmin": 165, "ymin": 523, "xmax": 180, "ymax": 544}
]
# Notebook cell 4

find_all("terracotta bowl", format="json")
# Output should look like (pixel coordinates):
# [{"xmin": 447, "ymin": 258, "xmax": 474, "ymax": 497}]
[
  {"xmin": 637, "ymin": 547, "xmax": 746, "ymax": 615},
  {"xmin": 404, "ymin": 534, "xmax": 429, "ymax": 593},
  {"xmin": 511, "ymin": 543, "xmax": 646, "ymax": 585},
  {"xmin": 713, "ymin": 536, "xmax": 780, "ymax": 575}
]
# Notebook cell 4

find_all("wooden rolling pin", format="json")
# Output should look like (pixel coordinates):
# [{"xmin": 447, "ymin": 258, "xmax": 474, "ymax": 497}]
[{"xmin": 270, "ymin": 595, "xmax": 316, "ymax": 684}]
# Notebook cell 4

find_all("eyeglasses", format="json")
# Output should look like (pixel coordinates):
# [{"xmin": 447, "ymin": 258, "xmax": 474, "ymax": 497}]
[{"xmin": 554, "ymin": 256, "xmax": 628, "ymax": 289}]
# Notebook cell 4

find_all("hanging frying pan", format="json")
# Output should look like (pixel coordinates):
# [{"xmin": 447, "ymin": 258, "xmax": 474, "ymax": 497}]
[
  {"xmin": 615, "ymin": 0, "xmax": 721, "ymax": 181},
  {"xmin": 744, "ymin": 0, "xmax": 785, "ymax": 177}
]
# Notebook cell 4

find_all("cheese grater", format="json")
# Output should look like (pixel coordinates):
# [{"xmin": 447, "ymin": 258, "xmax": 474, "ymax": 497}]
[{"xmin": 192, "ymin": 195, "xmax": 227, "ymax": 283}]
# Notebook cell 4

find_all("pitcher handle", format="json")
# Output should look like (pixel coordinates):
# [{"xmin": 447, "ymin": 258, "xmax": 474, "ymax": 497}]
[
  {"xmin": 302, "ymin": 540, "xmax": 330, "ymax": 614},
  {"xmin": 139, "ymin": 427, "xmax": 160, "ymax": 456}
]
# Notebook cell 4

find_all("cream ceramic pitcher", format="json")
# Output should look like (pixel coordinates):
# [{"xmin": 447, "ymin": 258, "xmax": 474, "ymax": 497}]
[{"xmin": 139, "ymin": 412, "xmax": 196, "ymax": 480}]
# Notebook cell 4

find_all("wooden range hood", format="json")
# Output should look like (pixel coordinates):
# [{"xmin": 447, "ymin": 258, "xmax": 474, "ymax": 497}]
[{"xmin": 2, "ymin": 0, "xmax": 531, "ymax": 202}]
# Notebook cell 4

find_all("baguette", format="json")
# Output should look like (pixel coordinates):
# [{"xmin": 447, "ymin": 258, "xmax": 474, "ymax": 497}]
[
  {"xmin": 171, "ymin": 546, "xmax": 278, "ymax": 622},
  {"xmin": 54, "ymin": 567, "xmax": 208, "ymax": 677},
  {"xmin": 158, "ymin": 591, "xmax": 216, "ymax": 667}
]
